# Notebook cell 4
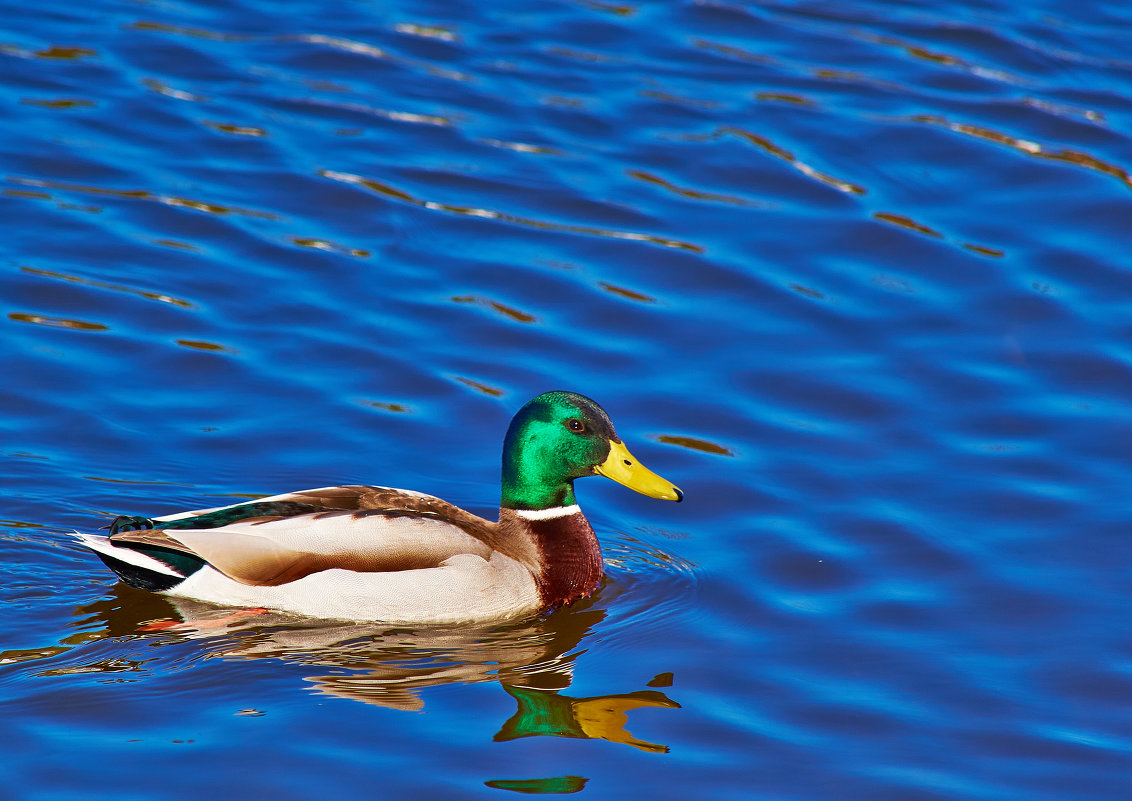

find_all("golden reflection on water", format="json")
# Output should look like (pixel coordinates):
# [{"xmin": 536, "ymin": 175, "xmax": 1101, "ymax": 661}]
[
  {"xmin": 671, "ymin": 127, "xmax": 1005, "ymax": 258},
  {"xmin": 789, "ymin": 283, "xmax": 825, "ymax": 300},
  {"xmin": 654, "ymin": 435, "xmax": 733, "ymax": 456},
  {"xmin": 858, "ymin": 32, "xmax": 1024, "ymax": 86},
  {"xmin": 205, "ymin": 121, "xmax": 268, "ymax": 137},
  {"xmin": 626, "ymin": 169, "xmax": 757, "ymax": 208},
  {"xmin": 3, "ymin": 189, "xmax": 51, "ymax": 200},
  {"xmin": 597, "ymin": 282, "xmax": 656, "ymax": 304},
  {"xmin": 8, "ymin": 176, "xmax": 277, "ymax": 219},
  {"xmin": 83, "ymin": 475, "xmax": 192, "ymax": 486},
  {"xmin": 873, "ymin": 207, "xmax": 1002, "ymax": 258},
  {"xmin": 291, "ymin": 237, "xmax": 370, "ymax": 257},
  {"xmin": 579, "ymin": 0, "xmax": 636, "ymax": 16},
  {"xmin": 129, "ymin": 20, "xmax": 248, "ymax": 42},
  {"xmin": 639, "ymin": 90, "xmax": 720, "ymax": 110},
  {"xmin": 0, "ymin": 44, "xmax": 98, "ymax": 60},
  {"xmin": 7, "ymin": 312, "xmax": 107, "ymax": 332},
  {"xmin": 4, "ymin": 186, "xmax": 104, "ymax": 215},
  {"xmin": 359, "ymin": 400, "xmax": 411, "ymax": 414},
  {"xmin": 912, "ymin": 114, "xmax": 1132, "ymax": 191},
  {"xmin": 963, "ymin": 243, "xmax": 1005, "ymax": 258},
  {"xmin": 129, "ymin": 20, "xmax": 472, "ymax": 84},
  {"xmin": 755, "ymin": 92, "xmax": 816, "ymax": 106},
  {"xmin": 7, "ymin": 451, "xmax": 48, "ymax": 460},
  {"xmin": 38, "ymin": 46, "xmax": 96, "ymax": 59},
  {"xmin": 153, "ymin": 239, "xmax": 198, "ymax": 251},
  {"xmin": 717, "ymin": 126, "xmax": 868, "ymax": 196},
  {"xmin": 21, "ymin": 266, "xmax": 195, "ymax": 308},
  {"xmin": 176, "ymin": 339, "xmax": 231, "ymax": 353},
  {"xmin": 454, "ymin": 376, "xmax": 506, "ymax": 397},
  {"xmin": 692, "ymin": 38, "xmax": 774, "ymax": 64},
  {"xmin": 320, "ymin": 170, "xmax": 704, "ymax": 253},
  {"xmin": 20, "ymin": 98, "xmax": 96, "ymax": 109},
  {"xmin": 59, "ymin": 202, "xmax": 102, "ymax": 213},
  {"xmin": 451, "ymin": 295, "xmax": 537, "ymax": 324},
  {"xmin": 873, "ymin": 212, "xmax": 943, "ymax": 239},
  {"xmin": 812, "ymin": 68, "xmax": 900, "ymax": 91}
]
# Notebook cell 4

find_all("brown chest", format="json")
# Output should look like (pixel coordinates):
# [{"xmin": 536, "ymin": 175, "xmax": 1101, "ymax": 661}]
[{"xmin": 524, "ymin": 513, "xmax": 604, "ymax": 611}]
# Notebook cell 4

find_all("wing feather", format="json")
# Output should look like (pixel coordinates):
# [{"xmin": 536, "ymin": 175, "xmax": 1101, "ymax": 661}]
[{"xmin": 110, "ymin": 485, "xmax": 504, "ymax": 587}]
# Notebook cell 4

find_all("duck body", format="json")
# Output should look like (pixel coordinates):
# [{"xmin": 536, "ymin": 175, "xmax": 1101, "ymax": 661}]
[{"xmin": 78, "ymin": 392, "xmax": 681, "ymax": 623}]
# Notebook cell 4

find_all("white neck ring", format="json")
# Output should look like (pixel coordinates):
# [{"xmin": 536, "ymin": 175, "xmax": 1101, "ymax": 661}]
[{"xmin": 512, "ymin": 504, "xmax": 582, "ymax": 521}]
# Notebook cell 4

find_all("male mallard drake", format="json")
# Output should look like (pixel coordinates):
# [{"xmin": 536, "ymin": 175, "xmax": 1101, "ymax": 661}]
[{"xmin": 78, "ymin": 391, "xmax": 682, "ymax": 623}]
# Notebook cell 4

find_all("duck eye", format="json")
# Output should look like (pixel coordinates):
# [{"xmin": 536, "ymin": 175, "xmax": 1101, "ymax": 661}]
[{"xmin": 566, "ymin": 418, "xmax": 585, "ymax": 433}]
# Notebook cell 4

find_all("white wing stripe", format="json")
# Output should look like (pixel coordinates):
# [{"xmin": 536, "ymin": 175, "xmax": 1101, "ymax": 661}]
[{"xmin": 74, "ymin": 533, "xmax": 181, "ymax": 577}]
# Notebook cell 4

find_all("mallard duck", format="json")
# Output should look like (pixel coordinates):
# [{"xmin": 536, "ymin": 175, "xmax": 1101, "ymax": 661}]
[{"xmin": 77, "ymin": 391, "xmax": 682, "ymax": 623}]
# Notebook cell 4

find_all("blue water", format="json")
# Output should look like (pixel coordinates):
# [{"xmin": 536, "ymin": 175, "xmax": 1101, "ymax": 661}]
[{"xmin": 3, "ymin": 0, "xmax": 1131, "ymax": 797}]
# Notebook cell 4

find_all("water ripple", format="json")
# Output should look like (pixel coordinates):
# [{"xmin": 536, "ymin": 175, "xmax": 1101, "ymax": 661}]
[
  {"xmin": 4, "ymin": 0, "xmax": 1132, "ymax": 797},
  {"xmin": 320, "ymin": 169, "xmax": 705, "ymax": 252},
  {"xmin": 7, "ymin": 176, "xmax": 279, "ymax": 219}
]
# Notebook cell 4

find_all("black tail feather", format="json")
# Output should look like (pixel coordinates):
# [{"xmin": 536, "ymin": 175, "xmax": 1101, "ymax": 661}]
[{"xmin": 93, "ymin": 551, "xmax": 186, "ymax": 592}]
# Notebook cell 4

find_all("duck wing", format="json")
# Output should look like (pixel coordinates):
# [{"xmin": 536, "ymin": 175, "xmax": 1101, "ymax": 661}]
[{"xmin": 109, "ymin": 485, "xmax": 499, "ymax": 587}]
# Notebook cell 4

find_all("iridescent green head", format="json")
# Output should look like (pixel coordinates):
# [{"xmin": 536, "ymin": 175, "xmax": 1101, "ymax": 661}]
[{"xmin": 500, "ymin": 391, "xmax": 683, "ymax": 511}]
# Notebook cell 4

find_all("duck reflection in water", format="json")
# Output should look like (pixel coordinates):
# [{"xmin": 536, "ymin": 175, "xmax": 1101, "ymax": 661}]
[{"xmin": 66, "ymin": 583, "xmax": 679, "ymax": 753}]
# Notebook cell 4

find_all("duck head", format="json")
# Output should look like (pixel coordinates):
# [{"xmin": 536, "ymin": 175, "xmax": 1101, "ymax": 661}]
[{"xmin": 500, "ymin": 391, "xmax": 683, "ymax": 512}]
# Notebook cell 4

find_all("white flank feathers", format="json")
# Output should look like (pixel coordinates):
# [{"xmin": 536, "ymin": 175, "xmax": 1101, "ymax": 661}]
[
  {"xmin": 74, "ymin": 510, "xmax": 544, "ymax": 622},
  {"xmin": 168, "ymin": 552, "xmax": 541, "ymax": 623}
]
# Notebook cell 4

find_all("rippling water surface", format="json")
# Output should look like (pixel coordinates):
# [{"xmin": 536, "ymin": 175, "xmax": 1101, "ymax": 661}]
[{"xmin": 3, "ymin": 0, "xmax": 1132, "ymax": 798}]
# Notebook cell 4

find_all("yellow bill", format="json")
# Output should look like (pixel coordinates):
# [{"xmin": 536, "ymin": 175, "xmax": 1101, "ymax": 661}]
[{"xmin": 595, "ymin": 440, "xmax": 683, "ymax": 502}]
